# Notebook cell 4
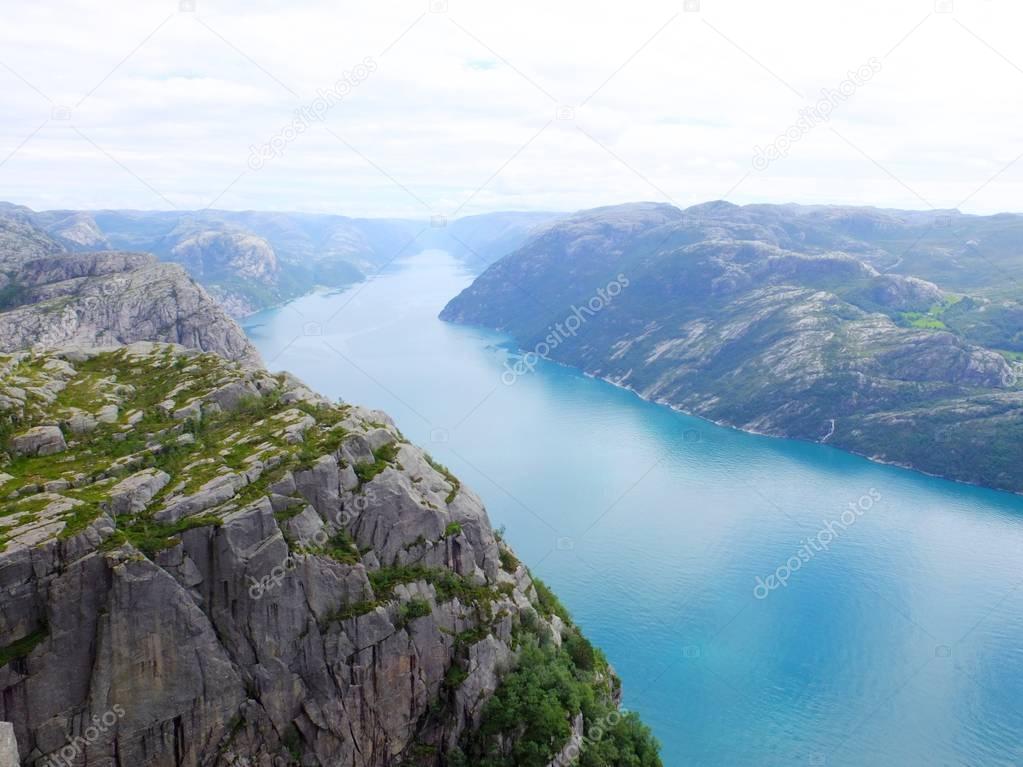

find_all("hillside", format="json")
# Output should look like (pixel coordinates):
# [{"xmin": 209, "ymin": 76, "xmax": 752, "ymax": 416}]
[
  {"xmin": 441, "ymin": 202, "xmax": 1023, "ymax": 494},
  {"xmin": 0, "ymin": 213, "xmax": 260, "ymax": 365},
  {"xmin": 0, "ymin": 343, "xmax": 659, "ymax": 766},
  {"xmin": 4, "ymin": 205, "xmax": 568, "ymax": 318}
]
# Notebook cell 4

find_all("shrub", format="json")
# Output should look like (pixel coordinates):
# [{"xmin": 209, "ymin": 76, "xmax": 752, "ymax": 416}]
[
  {"xmin": 499, "ymin": 547, "xmax": 520, "ymax": 574},
  {"xmin": 532, "ymin": 577, "xmax": 572, "ymax": 624},
  {"xmin": 397, "ymin": 597, "xmax": 432, "ymax": 627},
  {"xmin": 564, "ymin": 631, "xmax": 596, "ymax": 672},
  {"xmin": 354, "ymin": 442, "xmax": 400, "ymax": 485}
]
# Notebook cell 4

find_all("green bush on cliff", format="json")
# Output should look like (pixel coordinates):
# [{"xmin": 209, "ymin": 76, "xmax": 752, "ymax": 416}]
[{"xmin": 461, "ymin": 626, "xmax": 661, "ymax": 767}]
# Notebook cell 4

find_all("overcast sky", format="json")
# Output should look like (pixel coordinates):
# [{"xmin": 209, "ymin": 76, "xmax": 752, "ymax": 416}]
[{"xmin": 3, "ymin": 0, "xmax": 1022, "ymax": 218}]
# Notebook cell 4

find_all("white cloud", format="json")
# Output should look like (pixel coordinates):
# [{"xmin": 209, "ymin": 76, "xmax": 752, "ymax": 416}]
[{"xmin": 1, "ymin": 0, "xmax": 1022, "ymax": 216}]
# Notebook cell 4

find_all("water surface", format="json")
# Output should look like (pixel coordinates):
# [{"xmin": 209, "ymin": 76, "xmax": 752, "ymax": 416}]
[{"xmin": 244, "ymin": 250, "xmax": 1023, "ymax": 767}]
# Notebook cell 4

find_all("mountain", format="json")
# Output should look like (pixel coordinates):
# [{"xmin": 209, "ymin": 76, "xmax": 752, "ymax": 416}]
[
  {"xmin": 0, "ymin": 212, "xmax": 260, "ymax": 365},
  {"xmin": 0, "ymin": 342, "xmax": 659, "ymax": 767},
  {"xmin": 27, "ymin": 208, "xmax": 421, "ymax": 318},
  {"xmin": 423, "ymin": 211, "xmax": 565, "ymax": 272},
  {"xmin": 13, "ymin": 205, "xmax": 567, "ymax": 318},
  {"xmin": 441, "ymin": 202, "xmax": 1023, "ymax": 494}
]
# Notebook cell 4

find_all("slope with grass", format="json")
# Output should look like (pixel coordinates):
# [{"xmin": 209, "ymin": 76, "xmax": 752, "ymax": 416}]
[
  {"xmin": 0, "ymin": 342, "xmax": 658, "ymax": 766},
  {"xmin": 442, "ymin": 202, "xmax": 1023, "ymax": 493}
]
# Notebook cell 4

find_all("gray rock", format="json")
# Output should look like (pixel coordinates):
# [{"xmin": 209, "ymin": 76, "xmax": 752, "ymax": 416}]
[
  {"xmin": 107, "ymin": 468, "xmax": 171, "ymax": 516},
  {"xmin": 65, "ymin": 412, "xmax": 97, "ymax": 434},
  {"xmin": 0, "ymin": 722, "xmax": 17, "ymax": 767},
  {"xmin": 96, "ymin": 404, "xmax": 119, "ymax": 423},
  {"xmin": 11, "ymin": 425, "xmax": 66, "ymax": 457},
  {"xmin": 173, "ymin": 400, "xmax": 202, "ymax": 421},
  {"xmin": 0, "ymin": 346, "xmax": 594, "ymax": 767},
  {"xmin": 0, "ymin": 216, "xmax": 262, "ymax": 365},
  {"xmin": 205, "ymin": 380, "xmax": 260, "ymax": 412}
]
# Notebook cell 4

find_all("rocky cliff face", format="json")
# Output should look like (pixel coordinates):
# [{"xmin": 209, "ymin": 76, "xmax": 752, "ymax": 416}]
[
  {"xmin": 0, "ymin": 215, "xmax": 261, "ymax": 366},
  {"xmin": 0, "ymin": 343, "xmax": 656, "ymax": 766},
  {"xmin": 442, "ymin": 203, "xmax": 1023, "ymax": 494}
]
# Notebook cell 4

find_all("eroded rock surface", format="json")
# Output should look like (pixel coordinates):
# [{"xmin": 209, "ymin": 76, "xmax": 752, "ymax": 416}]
[{"xmin": 0, "ymin": 344, "xmax": 636, "ymax": 766}]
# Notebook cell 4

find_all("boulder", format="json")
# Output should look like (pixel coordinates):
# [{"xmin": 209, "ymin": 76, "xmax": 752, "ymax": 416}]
[
  {"xmin": 11, "ymin": 425, "xmax": 66, "ymax": 457},
  {"xmin": 65, "ymin": 412, "xmax": 97, "ymax": 434},
  {"xmin": 96, "ymin": 404, "xmax": 119, "ymax": 423},
  {"xmin": 107, "ymin": 468, "xmax": 171, "ymax": 517}
]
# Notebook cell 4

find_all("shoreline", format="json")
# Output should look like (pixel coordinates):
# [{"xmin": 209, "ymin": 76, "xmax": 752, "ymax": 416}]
[{"xmin": 494, "ymin": 342, "xmax": 1023, "ymax": 499}]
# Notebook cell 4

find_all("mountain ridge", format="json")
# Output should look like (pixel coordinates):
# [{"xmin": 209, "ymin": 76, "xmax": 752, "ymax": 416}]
[{"xmin": 441, "ymin": 201, "xmax": 1023, "ymax": 494}]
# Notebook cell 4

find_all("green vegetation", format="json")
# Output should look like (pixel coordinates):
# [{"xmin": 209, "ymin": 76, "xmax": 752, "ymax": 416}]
[
  {"xmin": 461, "ymin": 625, "xmax": 660, "ymax": 767},
  {"xmin": 0, "ymin": 626, "xmax": 47, "ymax": 668},
  {"xmin": 370, "ymin": 565, "xmax": 499, "ymax": 605},
  {"xmin": 354, "ymin": 442, "xmax": 400, "ymax": 485},
  {"xmin": 322, "ymin": 529, "xmax": 359, "ymax": 564},
  {"xmin": 899, "ymin": 312, "xmax": 947, "ymax": 329},
  {"xmin": 532, "ymin": 576, "xmax": 572, "ymax": 624},
  {"xmin": 397, "ymin": 597, "xmax": 432, "ymax": 628},
  {"xmin": 0, "ymin": 281, "xmax": 26, "ymax": 311},
  {"xmin": 444, "ymin": 521, "xmax": 462, "ymax": 537},
  {"xmin": 105, "ymin": 515, "xmax": 224, "ymax": 557},
  {"xmin": 499, "ymin": 547, "xmax": 520, "ymax": 574},
  {"xmin": 899, "ymin": 294, "xmax": 963, "ymax": 330},
  {"xmin": 326, "ymin": 565, "xmax": 507, "ymax": 625},
  {"xmin": 444, "ymin": 663, "xmax": 469, "ymax": 688}
]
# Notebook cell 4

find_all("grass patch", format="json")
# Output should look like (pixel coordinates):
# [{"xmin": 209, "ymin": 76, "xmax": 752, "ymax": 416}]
[
  {"xmin": 354, "ymin": 442, "xmax": 400, "ymax": 485},
  {"xmin": 322, "ymin": 529, "xmax": 359, "ymax": 564},
  {"xmin": 499, "ymin": 547, "xmax": 520, "ymax": 574},
  {"xmin": 106, "ymin": 515, "xmax": 224, "ymax": 557},
  {"xmin": 58, "ymin": 501, "xmax": 104, "ymax": 539},
  {"xmin": 445, "ymin": 663, "xmax": 469, "ymax": 688},
  {"xmin": 397, "ymin": 597, "xmax": 432, "ymax": 628}
]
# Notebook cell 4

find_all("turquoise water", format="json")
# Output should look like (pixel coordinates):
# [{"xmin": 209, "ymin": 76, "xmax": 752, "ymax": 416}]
[{"xmin": 244, "ymin": 250, "xmax": 1023, "ymax": 767}]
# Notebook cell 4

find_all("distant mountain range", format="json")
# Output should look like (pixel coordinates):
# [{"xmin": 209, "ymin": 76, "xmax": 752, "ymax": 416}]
[
  {"xmin": 0, "ymin": 203, "xmax": 564, "ymax": 317},
  {"xmin": 442, "ymin": 201, "xmax": 1023, "ymax": 494},
  {"xmin": 0, "ymin": 211, "xmax": 260, "ymax": 364}
]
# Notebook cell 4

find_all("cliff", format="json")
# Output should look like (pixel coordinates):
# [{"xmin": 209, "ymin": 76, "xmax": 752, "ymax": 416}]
[
  {"xmin": 0, "ymin": 343, "xmax": 658, "ymax": 766},
  {"xmin": 0, "ymin": 215, "xmax": 261, "ymax": 366}
]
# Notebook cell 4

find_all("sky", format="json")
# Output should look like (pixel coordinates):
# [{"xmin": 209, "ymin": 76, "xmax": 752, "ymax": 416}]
[{"xmin": 2, "ymin": 0, "xmax": 1023, "ymax": 218}]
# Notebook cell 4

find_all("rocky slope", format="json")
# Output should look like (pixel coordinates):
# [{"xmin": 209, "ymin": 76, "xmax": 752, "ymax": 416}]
[
  {"xmin": 442, "ymin": 202, "xmax": 1023, "ymax": 494},
  {"xmin": 0, "ymin": 214, "xmax": 260, "ymax": 366},
  {"xmin": 0, "ymin": 343, "xmax": 658, "ymax": 766}
]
